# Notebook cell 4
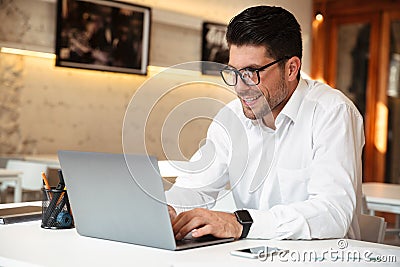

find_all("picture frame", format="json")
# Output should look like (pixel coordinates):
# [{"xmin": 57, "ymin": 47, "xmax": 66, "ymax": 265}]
[
  {"xmin": 201, "ymin": 22, "xmax": 229, "ymax": 75},
  {"xmin": 55, "ymin": 0, "xmax": 151, "ymax": 75}
]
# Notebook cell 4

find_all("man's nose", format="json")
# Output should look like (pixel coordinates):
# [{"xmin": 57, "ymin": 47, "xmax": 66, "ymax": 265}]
[{"xmin": 234, "ymin": 77, "xmax": 251, "ymax": 94}]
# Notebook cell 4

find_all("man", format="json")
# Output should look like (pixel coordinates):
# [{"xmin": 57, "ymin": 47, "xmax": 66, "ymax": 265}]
[{"xmin": 166, "ymin": 6, "xmax": 364, "ymax": 241}]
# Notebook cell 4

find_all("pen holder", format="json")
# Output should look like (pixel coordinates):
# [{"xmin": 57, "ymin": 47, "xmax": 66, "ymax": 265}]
[{"xmin": 41, "ymin": 187, "xmax": 74, "ymax": 229}]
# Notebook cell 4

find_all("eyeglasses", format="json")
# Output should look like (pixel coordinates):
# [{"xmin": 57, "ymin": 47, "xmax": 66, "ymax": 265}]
[{"xmin": 220, "ymin": 57, "xmax": 289, "ymax": 86}]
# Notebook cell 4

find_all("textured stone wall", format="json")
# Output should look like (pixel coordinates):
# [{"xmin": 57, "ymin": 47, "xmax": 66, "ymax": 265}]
[
  {"xmin": 0, "ymin": 53, "xmax": 26, "ymax": 154},
  {"xmin": 0, "ymin": 0, "xmax": 55, "ymax": 52}
]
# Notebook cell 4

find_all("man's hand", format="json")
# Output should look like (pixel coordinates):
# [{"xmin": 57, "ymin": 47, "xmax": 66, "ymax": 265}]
[
  {"xmin": 168, "ymin": 205, "xmax": 177, "ymax": 221},
  {"xmin": 172, "ymin": 208, "xmax": 243, "ymax": 240}
]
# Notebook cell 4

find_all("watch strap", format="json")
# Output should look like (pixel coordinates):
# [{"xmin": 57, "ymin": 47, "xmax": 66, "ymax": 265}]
[{"xmin": 234, "ymin": 210, "xmax": 253, "ymax": 239}]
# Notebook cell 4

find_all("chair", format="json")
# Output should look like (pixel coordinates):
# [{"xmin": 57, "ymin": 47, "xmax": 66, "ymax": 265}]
[
  {"xmin": 0, "ymin": 160, "xmax": 48, "ymax": 202},
  {"xmin": 358, "ymin": 213, "xmax": 387, "ymax": 243},
  {"xmin": 361, "ymin": 194, "xmax": 370, "ymax": 214}
]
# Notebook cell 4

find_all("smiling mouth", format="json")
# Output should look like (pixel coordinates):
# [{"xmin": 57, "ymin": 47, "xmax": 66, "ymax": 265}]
[{"xmin": 240, "ymin": 94, "xmax": 262, "ymax": 106}]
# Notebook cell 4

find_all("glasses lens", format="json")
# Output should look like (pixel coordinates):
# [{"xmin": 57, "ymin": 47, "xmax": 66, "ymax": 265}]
[
  {"xmin": 240, "ymin": 69, "xmax": 258, "ymax": 86},
  {"xmin": 220, "ymin": 69, "xmax": 237, "ymax": 86}
]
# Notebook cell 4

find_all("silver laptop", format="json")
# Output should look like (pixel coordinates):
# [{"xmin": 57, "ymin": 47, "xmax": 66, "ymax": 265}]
[{"xmin": 58, "ymin": 150, "xmax": 234, "ymax": 250}]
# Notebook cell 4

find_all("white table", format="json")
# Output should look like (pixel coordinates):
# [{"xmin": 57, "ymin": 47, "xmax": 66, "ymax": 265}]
[
  {"xmin": 0, "ymin": 169, "xmax": 22, "ymax": 203},
  {"xmin": 0, "ymin": 202, "xmax": 399, "ymax": 267},
  {"xmin": 362, "ymin": 182, "xmax": 400, "ymax": 231}
]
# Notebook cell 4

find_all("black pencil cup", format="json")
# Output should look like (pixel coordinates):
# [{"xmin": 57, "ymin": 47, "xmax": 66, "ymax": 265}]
[{"xmin": 41, "ymin": 187, "xmax": 74, "ymax": 229}]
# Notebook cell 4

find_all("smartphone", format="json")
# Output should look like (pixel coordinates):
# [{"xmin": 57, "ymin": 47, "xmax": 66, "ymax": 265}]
[{"xmin": 230, "ymin": 246, "xmax": 285, "ymax": 259}]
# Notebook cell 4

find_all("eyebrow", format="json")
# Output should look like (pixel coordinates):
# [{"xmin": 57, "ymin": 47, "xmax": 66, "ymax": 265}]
[{"xmin": 227, "ymin": 63, "xmax": 263, "ymax": 70}]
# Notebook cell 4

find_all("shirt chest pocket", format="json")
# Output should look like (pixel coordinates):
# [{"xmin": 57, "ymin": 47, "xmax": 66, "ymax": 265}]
[{"xmin": 277, "ymin": 167, "xmax": 310, "ymax": 204}]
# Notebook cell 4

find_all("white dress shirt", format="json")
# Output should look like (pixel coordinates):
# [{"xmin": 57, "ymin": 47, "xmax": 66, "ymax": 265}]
[{"xmin": 165, "ymin": 78, "xmax": 365, "ymax": 240}]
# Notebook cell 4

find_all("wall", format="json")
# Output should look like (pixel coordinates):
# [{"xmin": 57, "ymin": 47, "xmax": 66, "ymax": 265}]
[
  {"xmin": 0, "ymin": 0, "xmax": 312, "ymax": 160},
  {"xmin": 131, "ymin": 0, "xmax": 312, "ymax": 72}
]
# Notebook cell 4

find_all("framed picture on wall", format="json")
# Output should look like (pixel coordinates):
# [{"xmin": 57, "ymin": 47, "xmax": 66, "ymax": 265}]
[
  {"xmin": 55, "ymin": 0, "xmax": 151, "ymax": 75},
  {"xmin": 201, "ymin": 22, "xmax": 229, "ymax": 75}
]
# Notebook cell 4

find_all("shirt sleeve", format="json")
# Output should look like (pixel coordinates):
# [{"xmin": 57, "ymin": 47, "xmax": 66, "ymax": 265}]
[
  {"xmin": 247, "ymin": 103, "xmax": 365, "ymax": 240},
  {"xmin": 165, "ymin": 112, "xmax": 231, "ymax": 214}
]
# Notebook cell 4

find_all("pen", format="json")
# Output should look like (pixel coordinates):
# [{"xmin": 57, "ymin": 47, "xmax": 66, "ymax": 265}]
[
  {"xmin": 57, "ymin": 169, "xmax": 65, "ymax": 189},
  {"xmin": 41, "ymin": 172, "xmax": 51, "ymax": 190},
  {"xmin": 52, "ymin": 170, "xmax": 66, "ymax": 207},
  {"xmin": 41, "ymin": 172, "xmax": 52, "ymax": 200},
  {"xmin": 56, "ymin": 187, "xmax": 66, "ymax": 205},
  {"xmin": 58, "ymin": 170, "xmax": 72, "ymax": 214}
]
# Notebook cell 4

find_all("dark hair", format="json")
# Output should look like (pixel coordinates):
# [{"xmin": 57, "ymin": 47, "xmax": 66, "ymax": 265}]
[{"xmin": 226, "ymin": 6, "xmax": 302, "ymax": 78}]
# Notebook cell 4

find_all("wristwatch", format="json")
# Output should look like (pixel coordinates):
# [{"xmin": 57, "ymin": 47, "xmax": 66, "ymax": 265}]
[{"xmin": 234, "ymin": 210, "xmax": 253, "ymax": 239}]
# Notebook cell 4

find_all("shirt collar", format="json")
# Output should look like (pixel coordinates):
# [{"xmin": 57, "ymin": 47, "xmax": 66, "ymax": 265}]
[
  {"xmin": 244, "ymin": 78, "xmax": 309, "ymax": 129},
  {"xmin": 277, "ymin": 78, "xmax": 309, "ymax": 125}
]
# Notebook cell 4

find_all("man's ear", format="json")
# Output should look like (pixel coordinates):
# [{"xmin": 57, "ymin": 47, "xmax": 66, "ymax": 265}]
[{"xmin": 287, "ymin": 57, "xmax": 301, "ymax": 81}]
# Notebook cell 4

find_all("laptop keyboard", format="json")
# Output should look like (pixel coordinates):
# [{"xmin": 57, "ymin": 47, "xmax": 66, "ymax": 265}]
[{"xmin": 176, "ymin": 234, "xmax": 218, "ymax": 245}]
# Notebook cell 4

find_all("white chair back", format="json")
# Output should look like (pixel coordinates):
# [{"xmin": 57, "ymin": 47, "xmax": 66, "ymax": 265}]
[{"xmin": 6, "ymin": 160, "xmax": 48, "ymax": 191}]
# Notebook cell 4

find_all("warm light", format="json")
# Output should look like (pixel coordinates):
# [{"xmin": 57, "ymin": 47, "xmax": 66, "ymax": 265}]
[
  {"xmin": 374, "ymin": 102, "xmax": 388, "ymax": 153},
  {"xmin": 148, "ymin": 65, "xmax": 202, "ymax": 77},
  {"xmin": 0, "ymin": 47, "xmax": 55, "ymax": 59},
  {"xmin": 315, "ymin": 13, "xmax": 324, "ymax": 22},
  {"xmin": 300, "ymin": 71, "xmax": 312, "ymax": 80},
  {"xmin": 147, "ymin": 65, "xmax": 167, "ymax": 74},
  {"xmin": 310, "ymin": 75, "xmax": 326, "ymax": 84}
]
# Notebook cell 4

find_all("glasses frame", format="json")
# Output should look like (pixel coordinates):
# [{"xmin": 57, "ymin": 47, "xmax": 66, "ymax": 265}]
[{"xmin": 220, "ymin": 57, "xmax": 290, "ymax": 86}]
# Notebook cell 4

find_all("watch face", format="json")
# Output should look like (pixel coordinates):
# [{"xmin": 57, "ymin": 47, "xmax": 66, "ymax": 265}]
[{"xmin": 236, "ymin": 210, "xmax": 253, "ymax": 223}]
